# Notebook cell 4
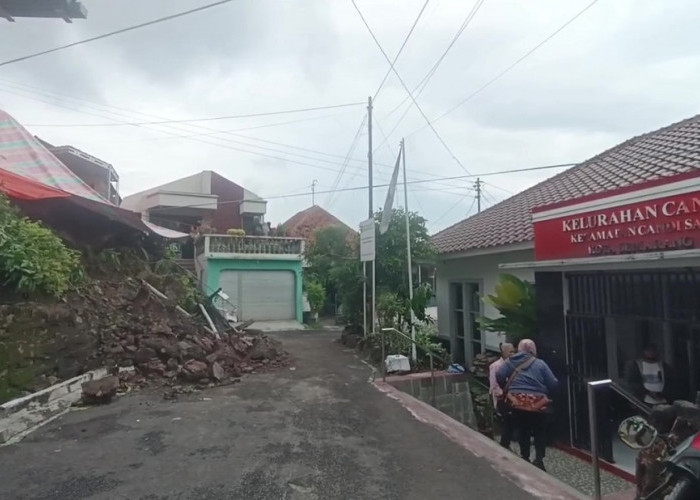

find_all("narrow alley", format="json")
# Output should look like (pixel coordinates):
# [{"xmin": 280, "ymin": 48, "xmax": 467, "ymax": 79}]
[{"xmin": 1, "ymin": 331, "xmax": 553, "ymax": 500}]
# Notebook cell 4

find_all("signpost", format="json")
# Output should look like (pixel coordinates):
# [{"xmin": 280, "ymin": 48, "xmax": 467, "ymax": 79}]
[{"xmin": 360, "ymin": 218, "xmax": 376, "ymax": 336}]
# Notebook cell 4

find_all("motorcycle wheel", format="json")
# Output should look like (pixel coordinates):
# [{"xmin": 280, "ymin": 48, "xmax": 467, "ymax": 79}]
[{"xmin": 664, "ymin": 477, "xmax": 694, "ymax": 500}]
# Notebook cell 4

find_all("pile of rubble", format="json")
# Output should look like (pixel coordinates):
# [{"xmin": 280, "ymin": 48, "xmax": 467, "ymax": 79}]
[
  {"xmin": 77, "ymin": 279, "xmax": 288, "ymax": 401},
  {"xmin": 0, "ymin": 274, "xmax": 288, "ymax": 404}
]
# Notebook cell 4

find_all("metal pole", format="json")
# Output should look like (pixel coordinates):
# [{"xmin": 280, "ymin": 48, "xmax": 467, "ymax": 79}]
[
  {"xmin": 588, "ymin": 380, "xmax": 609, "ymax": 500},
  {"xmin": 367, "ymin": 96, "xmax": 374, "ymax": 334},
  {"xmin": 368, "ymin": 96, "xmax": 373, "ymax": 218},
  {"xmin": 430, "ymin": 354, "xmax": 435, "ymax": 406},
  {"xmin": 372, "ymin": 258, "xmax": 377, "ymax": 334},
  {"xmin": 363, "ymin": 261, "xmax": 367, "ymax": 337},
  {"xmin": 401, "ymin": 139, "xmax": 416, "ymax": 362},
  {"xmin": 381, "ymin": 328, "xmax": 386, "ymax": 382},
  {"xmin": 475, "ymin": 178, "xmax": 482, "ymax": 213}
]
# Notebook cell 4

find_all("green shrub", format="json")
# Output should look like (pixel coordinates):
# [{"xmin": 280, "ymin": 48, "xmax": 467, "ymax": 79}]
[
  {"xmin": 0, "ymin": 195, "xmax": 82, "ymax": 296},
  {"xmin": 306, "ymin": 281, "xmax": 325, "ymax": 316}
]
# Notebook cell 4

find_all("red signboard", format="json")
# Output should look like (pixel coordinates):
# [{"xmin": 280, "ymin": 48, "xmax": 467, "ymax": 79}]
[{"xmin": 533, "ymin": 177, "xmax": 700, "ymax": 261}]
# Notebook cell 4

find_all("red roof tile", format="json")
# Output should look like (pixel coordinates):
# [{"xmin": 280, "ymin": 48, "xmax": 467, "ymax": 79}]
[
  {"xmin": 282, "ymin": 205, "xmax": 354, "ymax": 241},
  {"xmin": 431, "ymin": 114, "xmax": 700, "ymax": 255}
]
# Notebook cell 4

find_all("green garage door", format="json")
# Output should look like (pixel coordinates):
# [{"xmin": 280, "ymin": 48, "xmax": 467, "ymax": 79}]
[{"xmin": 219, "ymin": 270, "xmax": 295, "ymax": 321}]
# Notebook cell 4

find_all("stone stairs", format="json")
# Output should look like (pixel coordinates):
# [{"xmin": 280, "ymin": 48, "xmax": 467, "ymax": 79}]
[{"xmin": 174, "ymin": 258, "xmax": 196, "ymax": 275}]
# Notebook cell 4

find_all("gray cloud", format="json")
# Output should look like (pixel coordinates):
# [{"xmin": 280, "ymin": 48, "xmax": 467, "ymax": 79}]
[{"xmin": 1, "ymin": 0, "xmax": 700, "ymax": 233}]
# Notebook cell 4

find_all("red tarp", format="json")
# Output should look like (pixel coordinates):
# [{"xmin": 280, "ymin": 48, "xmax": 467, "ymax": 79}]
[
  {"xmin": 0, "ymin": 167, "xmax": 71, "ymax": 200},
  {"xmin": 0, "ymin": 109, "xmax": 188, "ymax": 240}
]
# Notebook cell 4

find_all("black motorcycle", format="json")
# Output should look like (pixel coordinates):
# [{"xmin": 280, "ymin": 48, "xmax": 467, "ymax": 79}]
[{"xmin": 619, "ymin": 415, "xmax": 700, "ymax": 499}]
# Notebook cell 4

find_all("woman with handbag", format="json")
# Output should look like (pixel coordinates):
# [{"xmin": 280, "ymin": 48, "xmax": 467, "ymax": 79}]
[{"xmin": 496, "ymin": 339, "xmax": 558, "ymax": 471}]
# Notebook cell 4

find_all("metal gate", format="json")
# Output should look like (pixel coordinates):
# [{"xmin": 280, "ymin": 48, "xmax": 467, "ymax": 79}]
[
  {"xmin": 566, "ymin": 314, "xmax": 610, "ymax": 456},
  {"xmin": 565, "ymin": 269, "xmax": 700, "ymax": 458}
]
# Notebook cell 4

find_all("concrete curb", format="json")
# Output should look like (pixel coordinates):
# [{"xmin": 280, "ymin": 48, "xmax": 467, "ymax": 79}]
[
  {"xmin": 374, "ymin": 380, "xmax": 588, "ymax": 500},
  {"xmin": 0, "ymin": 367, "xmax": 133, "ymax": 446}
]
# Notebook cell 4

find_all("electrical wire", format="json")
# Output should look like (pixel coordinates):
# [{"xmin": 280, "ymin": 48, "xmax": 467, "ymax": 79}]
[
  {"xmin": 431, "ymin": 195, "xmax": 476, "ymax": 228},
  {"xmin": 351, "ymin": 0, "xmax": 471, "ymax": 175},
  {"xmin": 149, "ymin": 161, "xmax": 576, "ymax": 212},
  {"xmin": 412, "ymin": 0, "xmax": 601, "ymax": 134},
  {"xmin": 372, "ymin": 0, "xmax": 430, "ymax": 101},
  {"xmin": 24, "ymin": 102, "xmax": 365, "ymax": 127},
  {"xmin": 0, "ymin": 82, "xmax": 426, "ymax": 184},
  {"xmin": 376, "ymin": 0, "xmax": 487, "ymax": 151},
  {"xmin": 0, "ymin": 0, "xmax": 237, "ymax": 67},
  {"xmin": 326, "ymin": 114, "xmax": 367, "ymax": 207}
]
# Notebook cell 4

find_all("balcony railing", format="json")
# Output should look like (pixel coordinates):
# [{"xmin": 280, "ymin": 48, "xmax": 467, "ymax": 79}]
[{"xmin": 198, "ymin": 235, "xmax": 304, "ymax": 258}]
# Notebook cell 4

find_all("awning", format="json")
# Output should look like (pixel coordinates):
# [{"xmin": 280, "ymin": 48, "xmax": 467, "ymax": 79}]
[
  {"xmin": 500, "ymin": 248, "xmax": 700, "ymax": 272},
  {"xmin": 0, "ymin": 168, "xmax": 186, "ymax": 240},
  {"xmin": 143, "ymin": 220, "xmax": 189, "ymax": 239},
  {"xmin": 0, "ymin": 167, "xmax": 71, "ymax": 200}
]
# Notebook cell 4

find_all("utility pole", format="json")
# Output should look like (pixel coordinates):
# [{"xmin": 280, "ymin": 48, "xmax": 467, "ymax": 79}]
[
  {"xmin": 474, "ymin": 177, "xmax": 482, "ymax": 213},
  {"xmin": 368, "ymin": 96, "xmax": 373, "ymax": 218},
  {"xmin": 367, "ymin": 96, "xmax": 375, "ymax": 336},
  {"xmin": 311, "ymin": 179, "xmax": 318, "ymax": 206}
]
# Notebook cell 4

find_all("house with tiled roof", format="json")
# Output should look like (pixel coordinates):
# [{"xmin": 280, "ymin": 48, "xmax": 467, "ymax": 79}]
[
  {"xmin": 432, "ymin": 114, "xmax": 700, "ymax": 365},
  {"xmin": 282, "ymin": 205, "xmax": 354, "ymax": 241}
]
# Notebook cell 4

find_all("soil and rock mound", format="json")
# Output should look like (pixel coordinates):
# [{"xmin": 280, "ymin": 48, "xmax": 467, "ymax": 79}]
[{"xmin": 0, "ymin": 270, "xmax": 288, "ymax": 404}]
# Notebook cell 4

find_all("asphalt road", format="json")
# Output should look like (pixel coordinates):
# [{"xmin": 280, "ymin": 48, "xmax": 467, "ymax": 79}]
[{"xmin": 0, "ymin": 331, "xmax": 535, "ymax": 500}]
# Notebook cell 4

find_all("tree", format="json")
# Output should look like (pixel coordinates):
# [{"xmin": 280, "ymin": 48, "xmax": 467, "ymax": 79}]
[
  {"xmin": 479, "ymin": 273, "xmax": 536, "ymax": 344},
  {"xmin": 304, "ymin": 209, "xmax": 435, "ymax": 331},
  {"xmin": 374, "ymin": 208, "xmax": 434, "ymax": 300},
  {"xmin": 304, "ymin": 225, "xmax": 358, "ymax": 317}
]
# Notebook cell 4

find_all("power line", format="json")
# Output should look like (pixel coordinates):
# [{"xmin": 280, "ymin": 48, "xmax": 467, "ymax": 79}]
[
  {"xmin": 0, "ymin": 0, "xmax": 237, "ymax": 68},
  {"xmin": 376, "ymin": 0, "xmax": 487, "ymax": 151},
  {"xmin": 484, "ymin": 181, "xmax": 514, "ymax": 195},
  {"xmin": 414, "ymin": 0, "xmax": 601, "ymax": 133},
  {"xmin": 372, "ymin": 0, "xmax": 430, "ymax": 101},
  {"xmin": 150, "ymin": 161, "xmax": 576, "ymax": 212},
  {"xmin": 0, "ymin": 84, "xmax": 395, "ymax": 180},
  {"xmin": 24, "ymin": 102, "xmax": 366, "ymax": 127},
  {"xmin": 351, "ymin": 0, "xmax": 471, "ymax": 175},
  {"xmin": 431, "ymin": 195, "xmax": 476, "ymax": 228},
  {"xmin": 0, "ymin": 81, "xmax": 442, "ymax": 184},
  {"xmin": 326, "ymin": 114, "xmax": 367, "ymax": 207}
]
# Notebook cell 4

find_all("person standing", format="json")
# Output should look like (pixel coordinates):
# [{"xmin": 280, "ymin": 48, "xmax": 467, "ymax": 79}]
[
  {"xmin": 624, "ymin": 344, "xmax": 677, "ymax": 405},
  {"xmin": 489, "ymin": 342, "xmax": 515, "ymax": 448},
  {"xmin": 497, "ymin": 339, "xmax": 558, "ymax": 471}
]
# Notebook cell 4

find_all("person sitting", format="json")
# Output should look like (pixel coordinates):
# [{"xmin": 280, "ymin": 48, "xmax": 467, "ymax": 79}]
[{"xmin": 496, "ymin": 339, "xmax": 558, "ymax": 471}]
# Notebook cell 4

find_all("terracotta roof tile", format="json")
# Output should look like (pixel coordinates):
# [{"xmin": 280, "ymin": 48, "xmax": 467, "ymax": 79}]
[
  {"xmin": 431, "ymin": 114, "xmax": 700, "ymax": 254},
  {"xmin": 282, "ymin": 205, "xmax": 354, "ymax": 240}
]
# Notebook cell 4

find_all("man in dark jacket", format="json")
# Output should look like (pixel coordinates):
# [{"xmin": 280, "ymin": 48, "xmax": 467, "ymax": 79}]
[{"xmin": 497, "ymin": 339, "xmax": 558, "ymax": 470}]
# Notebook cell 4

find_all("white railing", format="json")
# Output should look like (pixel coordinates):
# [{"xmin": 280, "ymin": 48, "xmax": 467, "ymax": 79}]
[{"xmin": 201, "ymin": 235, "xmax": 304, "ymax": 257}]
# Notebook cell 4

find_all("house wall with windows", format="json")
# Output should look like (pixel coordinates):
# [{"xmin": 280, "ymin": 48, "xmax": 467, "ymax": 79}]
[{"xmin": 435, "ymin": 246, "xmax": 534, "ymax": 364}]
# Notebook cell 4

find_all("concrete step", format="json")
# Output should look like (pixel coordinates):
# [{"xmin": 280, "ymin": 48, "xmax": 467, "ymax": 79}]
[{"xmin": 174, "ymin": 258, "xmax": 196, "ymax": 274}]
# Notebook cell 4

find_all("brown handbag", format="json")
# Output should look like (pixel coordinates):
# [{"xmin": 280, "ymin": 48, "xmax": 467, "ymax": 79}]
[{"xmin": 500, "ymin": 356, "xmax": 551, "ymax": 413}]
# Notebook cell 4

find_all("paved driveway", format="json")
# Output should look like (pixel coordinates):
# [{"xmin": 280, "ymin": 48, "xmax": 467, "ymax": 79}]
[{"xmin": 0, "ymin": 331, "xmax": 535, "ymax": 499}]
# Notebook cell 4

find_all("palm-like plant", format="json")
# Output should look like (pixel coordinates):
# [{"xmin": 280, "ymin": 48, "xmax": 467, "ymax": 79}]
[{"xmin": 479, "ymin": 274, "xmax": 536, "ymax": 345}]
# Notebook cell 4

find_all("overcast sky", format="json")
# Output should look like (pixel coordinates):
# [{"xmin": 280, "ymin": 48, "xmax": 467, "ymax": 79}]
[{"xmin": 1, "ymin": 0, "xmax": 699, "ymax": 233}]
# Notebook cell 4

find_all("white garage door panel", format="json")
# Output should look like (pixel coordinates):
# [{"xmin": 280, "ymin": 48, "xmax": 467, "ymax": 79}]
[{"xmin": 218, "ymin": 270, "xmax": 295, "ymax": 321}]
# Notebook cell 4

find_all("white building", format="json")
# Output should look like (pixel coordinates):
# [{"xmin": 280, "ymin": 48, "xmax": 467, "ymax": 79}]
[{"xmin": 431, "ymin": 113, "xmax": 700, "ymax": 367}]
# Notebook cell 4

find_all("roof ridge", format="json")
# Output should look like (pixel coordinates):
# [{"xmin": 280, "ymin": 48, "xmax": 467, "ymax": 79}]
[{"xmin": 430, "ymin": 112, "xmax": 700, "ymax": 254}]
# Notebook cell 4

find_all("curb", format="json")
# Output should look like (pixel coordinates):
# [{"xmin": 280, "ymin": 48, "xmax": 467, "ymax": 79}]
[
  {"xmin": 0, "ymin": 367, "xmax": 133, "ymax": 446},
  {"xmin": 374, "ymin": 380, "xmax": 588, "ymax": 500}
]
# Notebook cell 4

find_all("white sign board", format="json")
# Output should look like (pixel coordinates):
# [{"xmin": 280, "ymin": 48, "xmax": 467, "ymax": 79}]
[{"xmin": 359, "ymin": 218, "xmax": 375, "ymax": 262}]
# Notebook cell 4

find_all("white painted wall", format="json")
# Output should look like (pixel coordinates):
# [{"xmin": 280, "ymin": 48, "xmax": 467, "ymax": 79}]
[
  {"xmin": 122, "ymin": 171, "xmax": 211, "ymax": 212},
  {"xmin": 435, "ymin": 247, "xmax": 534, "ymax": 351}
]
